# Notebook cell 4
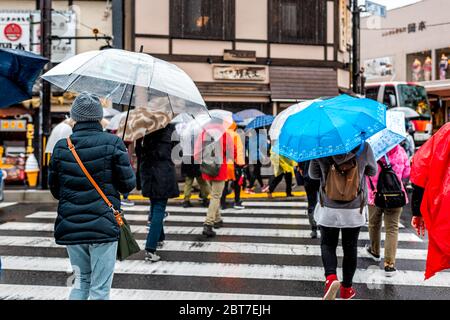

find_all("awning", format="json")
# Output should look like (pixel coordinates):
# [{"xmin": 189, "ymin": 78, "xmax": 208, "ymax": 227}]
[
  {"xmin": 422, "ymin": 80, "xmax": 450, "ymax": 97},
  {"xmin": 0, "ymin": 106, "xmax": 32, "ymax": 117},
  {"xmin": 270, "ymin": 67, "xmax": 338, "ymax": 101}
]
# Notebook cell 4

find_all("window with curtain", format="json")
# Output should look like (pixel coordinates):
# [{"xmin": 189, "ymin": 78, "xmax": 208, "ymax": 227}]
[
  {"xmin": 269, "ymin": 0, "xmax": 326, "ymax": 45},
  {"xmin": 170, "ymin": 0, "xmax": 235, "ymax": 40}
]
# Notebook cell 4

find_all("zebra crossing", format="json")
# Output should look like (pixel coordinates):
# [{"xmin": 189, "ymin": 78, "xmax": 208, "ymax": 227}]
[{"xmin": 0, "ymin": 200, "xmax": 448, "ymax": 300}]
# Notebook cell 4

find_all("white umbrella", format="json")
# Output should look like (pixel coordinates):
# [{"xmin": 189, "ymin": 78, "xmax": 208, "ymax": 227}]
[
  {"xmin": 208, "ymin": 109, "xmax": 234, "ymax": 125},
  {"xmin": 45, "ymin": 118, "xmax": 110, "ymax": 153},
  {"xmin": 102, "ymin": 107, "xmax": 120, "ymax": 119},
  {"xmin": 269, "ymin": 99, "xmax": 318, "ymax": 141},
  {"xmin": 367, "ymin": 110, "xmax": 407, "ymax": 160},
  {"xmin": 171, "ymin": 113, "xmax": 194, "ymax": 136},
  {"xmin": 106, "ymin": 111, "xmax": 127, "ymax": 131},
  {"xmin": 45, "ymin": 119, "xmax": 73, "ymax": 154}
]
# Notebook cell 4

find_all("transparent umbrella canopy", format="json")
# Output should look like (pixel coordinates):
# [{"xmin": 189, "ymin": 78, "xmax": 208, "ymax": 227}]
[{"xmin": 41, "ymin": 49, "xmax": 207, "ymax": 116}]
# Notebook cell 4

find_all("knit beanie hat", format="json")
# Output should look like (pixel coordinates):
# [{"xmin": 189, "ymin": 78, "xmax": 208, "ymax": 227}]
[{"xmin": 70, "ymin": 92, "xmax": 103, "ymax": 122}]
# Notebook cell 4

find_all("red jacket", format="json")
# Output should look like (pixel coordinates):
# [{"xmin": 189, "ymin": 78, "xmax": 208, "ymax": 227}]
[
  {"xmin": 194, "ymin": 124, "xmax": 237, "ymax": 181},
  {"xmin": 410, "ymin": 122, "xmax": 450, "ymax": 279}
]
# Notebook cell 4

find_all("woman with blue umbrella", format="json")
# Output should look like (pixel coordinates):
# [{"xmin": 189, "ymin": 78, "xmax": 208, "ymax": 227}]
[{"xmin": 275, "ymin": 95, "xmax": 385, "ymax": 300}]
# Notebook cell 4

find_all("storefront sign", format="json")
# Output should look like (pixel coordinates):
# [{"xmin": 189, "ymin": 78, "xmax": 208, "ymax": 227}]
[
  {"xmin": 0, "ymin": 120, "xmax": 27, "ymax": 132},
  {"xmin": 363, "ymin": 56, "xmax": 395, "ymax": 80},
  {"xmin": 366, "ymin": 1, "xmax": 386, "ymax": 18},
  {"xmin": 382, "ymin": 21, "xmax": 426, "ymax": 37},
  {"xmin": 223, "ymin": 50, "xmax": 256, "ymax": 62},
  {"xmin": 213, "ymin": 65, "xmax": 266, "ymax": 81},
  {"xmin": 31, "ymin": 10, "xmax": 77, "ymax": 63},
  {"xmin": 0, "ymin": 13, "xmax": 31, "ymax": 50},
  {"xmin": 339, "ymin": 0, "xmax": 349, "ymax": 51},
  {"xmin": 26, "ymin": 124, "xmax": 34, "ymax": 154}
]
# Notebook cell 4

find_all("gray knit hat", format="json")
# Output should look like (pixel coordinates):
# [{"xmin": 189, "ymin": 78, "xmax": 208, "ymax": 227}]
[{"xmin": 70, "ymin": 92, "xmax": 103, "ymax": 122}]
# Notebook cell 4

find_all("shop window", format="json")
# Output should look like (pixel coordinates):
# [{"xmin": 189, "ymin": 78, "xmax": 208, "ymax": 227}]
[
  {"xmin": 365, "ymin": 86, "xmax": 380, "ymax": 102},
  {"xmin": 170, "ymin": 0, "xmax": 235, "ymax": 40},
  {"xmin": 269, "ymin": 0, "xmax": 326, "ymax": 44},
  {"xmin": 406, "ymin": 51, "xmax": 432, "ymax": 82},
  {"xmin": 436, "ymin": 48, "xmax": 450, "ymax": 81}
]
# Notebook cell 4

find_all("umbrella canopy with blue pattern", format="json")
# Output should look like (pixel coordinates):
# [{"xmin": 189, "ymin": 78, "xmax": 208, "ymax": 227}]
[
  {"xmin": 245, "ymin": 115, "xmax": 275, "ymax": 131},
  {"xmin": 273, "ymin": 95, "xmax": 386, "ymax": 162}
]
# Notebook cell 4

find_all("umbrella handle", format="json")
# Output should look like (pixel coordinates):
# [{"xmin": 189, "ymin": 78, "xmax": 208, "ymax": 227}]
[{"xmin": 121, "ymin": 46, "xmax": 144, "ymax": 141}]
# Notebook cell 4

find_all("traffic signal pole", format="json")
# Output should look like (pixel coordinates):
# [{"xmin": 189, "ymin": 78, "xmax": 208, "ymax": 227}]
[
  {"xmin": 352, "ymin": 0, "xmax": 361, "ymax": 94},
  {"xmin": 38, "ymin": 0, "xmax": 52, "ymax": 189}
]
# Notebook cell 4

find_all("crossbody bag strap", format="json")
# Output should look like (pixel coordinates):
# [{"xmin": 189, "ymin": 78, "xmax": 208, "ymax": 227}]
[{"xmin": 67, "ymin": 137, "xmax": 124, "ymax": 226}]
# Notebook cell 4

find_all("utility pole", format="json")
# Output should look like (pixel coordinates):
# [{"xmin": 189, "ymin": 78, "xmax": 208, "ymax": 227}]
[
  {"xmin": 352, "ymin": 0, "xmax": 361, "ymax": 94},
  {"xmin": 38, "ymin": 0, "xmax": 52, "ymax": 189}
]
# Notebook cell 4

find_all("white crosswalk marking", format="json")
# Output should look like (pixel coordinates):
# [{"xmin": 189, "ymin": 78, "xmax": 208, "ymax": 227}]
[
  {"xmin": 26, "ymin": 209, "xmax": 406, "ymax": 228},
  {"xmin": 2, "ymin": 256, "xmax": 448, "ymax": 288},
  {"xmin": 0, "ymin": 222, "xmax": 419, "ymax": 242},
  {"xmin": 0, "ymin": 201, "xmax": 438, "ymax": 300},
  {"xmin": 0, "ymin": 236, "xmax": 428, "ymax": 260},
  {"xmin": 0, "ymin": 284, "xmax": 314, "ymax": 300},
  {"xmin": 0, "ymin": 202, "xmax": 18, "ymax": 209}
]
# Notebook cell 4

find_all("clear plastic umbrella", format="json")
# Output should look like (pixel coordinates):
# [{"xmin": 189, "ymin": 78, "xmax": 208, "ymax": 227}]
[
  {"xmin": 269, "ymin": 99, "xmax": 319, "ymax": 141},
  {"xmin": 41, "ymin": 49, "xmax": 208, "ymax": 138},
  {"xmin": 367, "ymin": 110, "xmax": 406, "ymax": 160},
  {"xmin": 42, "ymin": 49, "xmax": 206, "ymax": 114}
]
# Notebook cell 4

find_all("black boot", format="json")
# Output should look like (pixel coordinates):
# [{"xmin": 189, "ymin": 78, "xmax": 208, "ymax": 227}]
[
  {"xmin": 202, "ymin": 224, "xmax": 216, "ymax": 237},
  {"xmin": 182, "ymin": 201, "xmax": 193, "ymax": 208},
  {"xmin": 213, "ymin": 220, "xmax": 224, "ymax": 229}
]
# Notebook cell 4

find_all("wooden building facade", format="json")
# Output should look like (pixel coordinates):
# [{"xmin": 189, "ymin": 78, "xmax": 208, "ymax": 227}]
[{"xmin": 127, "ymin": 0, "xmax": 352, "ymax": 114}]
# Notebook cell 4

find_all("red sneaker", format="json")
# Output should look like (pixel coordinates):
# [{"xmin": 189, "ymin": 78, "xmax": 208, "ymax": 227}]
[
  {"xmin": 323, "ymin": 274, "xmax": 340, "ymax": 300},
  {"xmin": 340, "ymin": 286, "xmax": 356, "ymax": 300}
]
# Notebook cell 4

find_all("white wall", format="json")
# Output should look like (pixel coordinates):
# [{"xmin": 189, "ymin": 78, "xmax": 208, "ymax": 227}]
[{"xmin": 361, "ymin": 0, "xmax": 450, "ymax": 82}]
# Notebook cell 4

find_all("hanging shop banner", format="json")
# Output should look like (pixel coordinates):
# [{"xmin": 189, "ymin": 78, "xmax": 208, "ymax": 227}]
[
  {"xmin": 364, "ymin": 56, "xmax": 395, "ymax": 80},
  {"xmin": 339, "ymin": 0, "xmax": 351, "ymax": 52},
  {"xmin": 31, "ymin": 10, "xmax": 77, "ymax": 63},
  {"xmin": 213, "ymin": 65, "xmax": 267, "ymax": 81},
  {"xmin": 0, "ymin": 12, "xmax": 31, "ymax": 50},
  {"xmin": 0, "ymin": 120, "xmax": 27, "ymax": 132}
]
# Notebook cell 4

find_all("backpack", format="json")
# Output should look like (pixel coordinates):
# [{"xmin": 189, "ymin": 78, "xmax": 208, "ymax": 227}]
[
  {"xmin": 199, "ymin": 132, "xmax": 221, "ymax": 177},
  {"xmin": 324, "ymin": 144, "xmax": 365, "ymax": 203},
  {"xmin": 369, "ymin": 156, "xmax": 406, "ymax": 209}
]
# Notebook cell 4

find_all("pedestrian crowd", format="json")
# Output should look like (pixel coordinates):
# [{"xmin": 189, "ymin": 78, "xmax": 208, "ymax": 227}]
[{"xmin": 47, "ymin": 93, "xmax": 449, "ymax": 300}]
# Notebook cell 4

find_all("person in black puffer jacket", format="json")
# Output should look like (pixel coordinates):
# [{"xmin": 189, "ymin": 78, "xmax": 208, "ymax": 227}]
[
  {"xmin": 136, "ymin": 123, "xmax": 179, "ymax": 262},
  {"xmin": 49, "ymin": 92, "xmax": 136, "ymax": 300}
]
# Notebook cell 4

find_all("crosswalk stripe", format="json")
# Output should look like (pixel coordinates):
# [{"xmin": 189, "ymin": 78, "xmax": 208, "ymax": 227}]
[
  {"xmin": 27, "ymin": 210, "xmax": 405, "ymax": 229},
  {"xmin": 0, "ymin": 284, "xmax": 310, "ymax": 300},
  {"xmin": 2, "ymin": 256, "xmax": 448, "ymax": 288},
  {"xmin": 0, "ymin": 236, "xmax": 428, "ymax": 261},
  {"xmin": 27, "ymin": 211, "xmax": 314, "ymax": 226},
  {"xmin": 0, "ymin": 202, "xmax": 18, "ymax": 209},
  {"xmin": 0, "ymin": 222, "xmax": 422, "ymax": 242},
  {"xmin": 125, "ymin": 206, "xmax": 307, "ymax": 215},
  {"xmin": 241, "ymin": 201, "xmax": 308, "ymax": 208}
]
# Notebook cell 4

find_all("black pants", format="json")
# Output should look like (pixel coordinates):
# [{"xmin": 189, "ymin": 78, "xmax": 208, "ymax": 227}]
[
  {"xmin": 221, "ymin": 180, "xmax": 241, "ymax": 206},
  {"xmin": 320, "ymin": 226, "xmax": 361, "ymax": 288},
  {"xmin": 247, "ymin": 163, "xmax": 264, "ymax": 189},
  {"xmin": 268, "ymin": 172, "xmax": 292, "ymax": 194},
  {"xmin": 304, "ymin": 179, "xmax": 320, "ymax": 231}
]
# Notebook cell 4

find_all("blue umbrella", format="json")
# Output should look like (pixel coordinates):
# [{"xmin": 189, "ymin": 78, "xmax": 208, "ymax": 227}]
[
  {"xmin": 232, "ymin": 113, "xmax": 244, "ymax": 123},
  {"xmin": 245, "ymin": 115, "xmax": 275, "ymax": 131},
  {"xmin": 0, "ymin": 48, "xmax": 48, "ymax": 108},
  {"xmin": 273, "ymin": 95, "xmax": 386, "ymax": 162}
]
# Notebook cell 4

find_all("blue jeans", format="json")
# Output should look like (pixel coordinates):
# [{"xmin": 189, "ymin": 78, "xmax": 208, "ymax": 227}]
[
  {"xmin": 66, "ymin": 241, "xmax": 118, "ymax": 300},
  {"xmin": 145, "ymin": 198, "xmax": 167, "ymax": 252}
]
